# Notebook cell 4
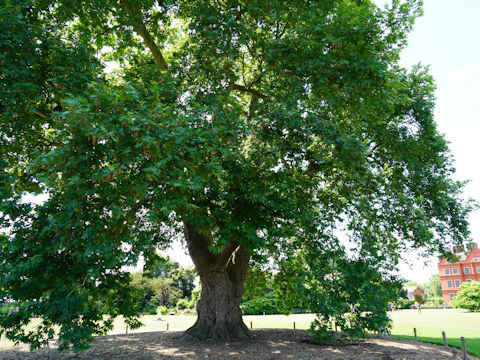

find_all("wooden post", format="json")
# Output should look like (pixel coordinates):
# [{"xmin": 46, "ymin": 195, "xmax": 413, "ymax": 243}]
[
  {"xmin": 414, "ymin": 328, "xmax": 418, "ymax": 343},
  {"xmin": 293, "ymin": 322, "xmax": 296, "ymax": 330},
  {"xmin": 250, "ymin": 321, "xmax": 252, "ymax": 329},
  {"xmin": 452, "ymin": 347, "xmax": 459, "ymax": 360},
  {"xmin": 167, "ymin": 323, "xmax": 169, "ymax": 331},
  {"xmin": 461, "ymin": 337, "xmax": 467, "ymax": 360},
  {"xmin": 442, "ymin": 331, "xmax": 447, "ymax": 349},
  {"xmin": 126, "ymin": 325, "xmax": 128, "ymax": 334}
]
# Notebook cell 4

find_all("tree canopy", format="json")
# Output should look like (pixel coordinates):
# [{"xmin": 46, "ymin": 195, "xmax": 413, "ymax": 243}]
[
  {"xmin": 452, "ymin": 281, "xmax": 480, "ymax": 311},
  {"xmin": 0, "ymin": 0, "xmax": 474, "ymax": 351}
]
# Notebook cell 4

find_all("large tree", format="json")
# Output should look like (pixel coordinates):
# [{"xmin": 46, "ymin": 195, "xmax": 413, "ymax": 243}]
[{"xmin": 0, "ymin": 0, "xmax": 473, "ymax": 351}]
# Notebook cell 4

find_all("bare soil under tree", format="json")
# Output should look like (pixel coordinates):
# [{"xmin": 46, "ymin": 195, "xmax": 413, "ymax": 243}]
[{"xmin": 1, "ymin": 329, "xmax": 477, "ymax": 360}]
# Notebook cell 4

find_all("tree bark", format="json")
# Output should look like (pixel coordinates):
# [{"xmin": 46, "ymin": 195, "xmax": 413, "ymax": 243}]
[{"xmin": 181, "ymin": 222, "xmax": 251, "ymax": 340}]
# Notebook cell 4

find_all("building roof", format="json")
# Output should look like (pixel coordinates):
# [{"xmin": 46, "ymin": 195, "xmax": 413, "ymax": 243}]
[{"xmin": 403, "ymin": 285, "xmax": 423, "ymax": 293}]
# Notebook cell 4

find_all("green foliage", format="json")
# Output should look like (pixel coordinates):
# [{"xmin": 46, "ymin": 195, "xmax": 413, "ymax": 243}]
[
  {"xmin": 188, "ymin": 286, "xmax": 201, "ymax": 310},
  {"xmin": 0, "ymin": 0, "xmax": 474, "ymax": 350},
  {"xmin": 398, "ymin": 288, "xmax": 408, "ymax": 299},
  {"xmin": 176, "ymin": 298, "xmax": 190, "ymax": 310},
  {"xmin": 423, "ymin": 274, "xmax": 443, "ymax": 298},
  {"xmin": 243, "ymin": 265, "xmax": 273, "ymax": 301},
  {"xmin": 452, "ymin": 281, "xmax": 480, "ymax": 311},
  {"xmin": 131, "ymin": 272, "xmax": 182, "ymax": 311},
  {"xmin": 146, "ymin": 254, "xmax": 197, "ymax": 299},
  {"xmin": 413, "ymin": 294, "xmax": 425, "ymax": 305},
  {"xmin": 0, "ymin": 302, "xmax": 19, "ymax": 316},
  {"xmin": 143, "ymin": 298, "xmax": 160, "ymax": 314},
  {"xmin": 240, "ymin": 292, "xmax": 280, "ymax": 315},
  {"xmin": 428, "ymin": 296, "xmax": 445, "ymax": 304},
  {"xmin": 274, "ymin": 245, "xmax": 401, "ymax": 342},
  {"xmin": 397, "ymin": 298, "xmax": 414, "ymax": 309}
]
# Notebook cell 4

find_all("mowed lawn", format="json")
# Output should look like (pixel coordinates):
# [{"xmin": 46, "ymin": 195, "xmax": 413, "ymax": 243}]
[
  {"xmin": 2, "ymin": 309, "xmax": 479, "ymax": 357},
  {"xmin": 389, "ymin": 309, "xmax": 480, "ymax": 357}
]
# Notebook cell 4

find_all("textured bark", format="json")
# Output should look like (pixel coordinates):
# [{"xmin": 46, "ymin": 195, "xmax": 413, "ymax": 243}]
[{"xmin": 181, "ymin": 222, "xmax": 251, "ymax": 340}]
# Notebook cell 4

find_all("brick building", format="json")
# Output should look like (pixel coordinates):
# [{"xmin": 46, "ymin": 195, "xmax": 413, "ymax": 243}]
[
  {"xmin": 402, "ymin": 285, "xmax": 425, "ymax": 300},
  {"xmin": 437, "ymin": 243, "xmax": 480, "ymax": 304}
]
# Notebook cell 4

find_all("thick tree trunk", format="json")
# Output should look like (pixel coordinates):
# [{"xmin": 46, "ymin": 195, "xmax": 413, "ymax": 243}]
[{"xmin": 181, "ymin": 222, "xmax": 251, "ymax": 340}]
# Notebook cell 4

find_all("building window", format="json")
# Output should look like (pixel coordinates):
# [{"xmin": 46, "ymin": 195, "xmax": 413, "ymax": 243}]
[
  {"xmin": 452, "ymin": 268, "xmax": 459, "ymax": 274},
  {"xmin": 445, "ymin": 269, "xmax": 450, "ymax": 275},
  {"xmin": 464, "ymin": 267, "xmax": 471, "ymax": 274},
  {"xmin": 454, "ymin": 280, "xmax": 461, "ymax": 288},
  {"xmin": 447, "ymin": 280, "xmax": 453, "ymax": 288},
  {"xmin": 449, "ymin": 293, "xmax": 455, "ymax": 300},
  {"xmin": 477, "ymin": 266, "xmax": 480, "ymax": 273},
  {"xmin": 474, "ymin": 257, "xmax": 480, "ymax": 262},
  {"xmin": 467, "ymin": 279, "xmax": 472, "ymax": 283}
]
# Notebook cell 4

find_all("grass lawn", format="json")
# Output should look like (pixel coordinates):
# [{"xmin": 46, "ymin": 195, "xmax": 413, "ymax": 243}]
[
  {"xmin": 2, "ymin": 309, "xmax": 479, "ymax": 358},
  {"xmin": 388, "ymin": 308, "xmax": 480, "ymax": 357},
  {"xmin": 109, "ymin": 313, "xmax": 317, "ymax": 334}
]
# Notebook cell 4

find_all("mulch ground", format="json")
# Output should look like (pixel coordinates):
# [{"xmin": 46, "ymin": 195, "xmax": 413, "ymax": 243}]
[{"xmin": 0, "ymin": 329, "xmax": 475, "ymax": 360}]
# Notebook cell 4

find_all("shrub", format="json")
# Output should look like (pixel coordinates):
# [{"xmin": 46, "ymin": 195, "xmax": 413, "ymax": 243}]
[
  {"xmin": 413, "ymin": 294, "xmax": 425, "ymax": 305},
  {"xmin": 143, "ymin": 298, "xmax": 159, "ymax": 314},
  {"xmin": 397, "ymin": 298, "xmax": 414, "ymax": 309},
  {"xmin": 188, "ymin": 286, "xmax": 201, "ymax": 309},
  {"xmin": 240, "ymin": 291, "xmax": 280, "ymax": 315},
  {"xmin": 177, "ymin": 297, "xmax": 190, "ymax": 310},
  {"xmin": 452, "ymin": 281, "xmax": 480, "ymax": 311}
]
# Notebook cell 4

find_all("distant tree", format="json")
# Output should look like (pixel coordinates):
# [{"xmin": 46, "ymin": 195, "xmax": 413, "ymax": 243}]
[
  {"xmin": 405, "ymin": 281, "xmax": 420, "ymax": 287},
  {"xmin": 242, "ymin": 265, "xmax": 272, "ymax": 301},
  {"xmin": 131, "ymin": 272, "xmax": 182, "ymax": 309},
  {"xmin": 398, "ymin": 288, "xmax": 408, "ymax": 300},
  {"xmin": 424, "ymin": 274, "xmax": 442, "ymax": 299},
  {"xmin": 146, "ymin": 254, "xmax": 197, "ymax": 298},
  {"xmin": 452, "ymin": 281, "xmax": 480, "ymax": 311},
  {"xmin": 413, "ymin": 294, "xmax": 424, "ymax": 305}
]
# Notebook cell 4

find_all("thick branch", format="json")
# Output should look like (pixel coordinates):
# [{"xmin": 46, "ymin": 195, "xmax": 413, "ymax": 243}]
[
  {"xmin": 216, "ymin": 240, "xmax": 240, "ymax": 268},
  {"xmin": 183, "ymin": 222, "xmax": 216, "ymax": 271},
  {"xmin": 120, "ymin": 0, "xmax": 168, "ymax": 70},
  {"xmin": 235, "ymin": 5, "xmax": 247, "ymax": 21},
  {"xmin": 226, "ymin": 244, "xmax": 250, "ymax": 297},
  {"xmin": 35, "ymin": 110, "xmax": 49, "ymax": 120},
  {"xmin": 247, "ymin": 95, "xmax": 258, "ymax": 121},
  {"xmin": 232, "ymin": 84, "xmax": 266, "ymax": 99}
]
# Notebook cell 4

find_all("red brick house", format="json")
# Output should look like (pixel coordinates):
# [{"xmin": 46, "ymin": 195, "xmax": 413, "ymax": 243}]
[
  {"xmin": 402, "ymin": 285, "xmax": 425, "ymax": 300},
  {"xmin": 438, "ymin": 243, "xmax": 480, "ymax": 304}
]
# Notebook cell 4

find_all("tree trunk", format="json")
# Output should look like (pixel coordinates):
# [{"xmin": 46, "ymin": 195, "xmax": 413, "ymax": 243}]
[{"xmin": 181, "ymin": 222, "xmax": 251, "ymax": 340}]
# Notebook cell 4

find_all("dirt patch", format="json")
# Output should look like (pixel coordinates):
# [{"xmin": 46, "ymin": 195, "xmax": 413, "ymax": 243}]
[{"xmin": 0, "ymin": 329, "xmax": 475, "ymax": 360}]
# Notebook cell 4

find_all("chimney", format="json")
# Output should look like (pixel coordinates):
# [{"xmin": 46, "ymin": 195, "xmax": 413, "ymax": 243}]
[{"xmin": 453, "ymin": 245, "xmax": 464, "ymax": 253}]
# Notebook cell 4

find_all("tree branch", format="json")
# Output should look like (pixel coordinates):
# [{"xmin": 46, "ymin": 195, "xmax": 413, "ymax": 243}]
[
  {"xmin": 183, "ymin": 222, "xmax": 216, "ymax": 272},
  {"xmin": 235, "ymin": 5, "xmax": 247, "ymax": 21},
  {"xmin": 247, "ymin": 95, "xmax": 258, "ymax": 121},
  {"xmin": 120, "ymin": 0, "xmax": 168, "ymax": 71},
  {"xmin": 35, "ymin": 110, "xmax": 49, "ymax": 120},
  {"xmin": 226, "ymin": 244, "xmax": 250, "ymax": 297},
  {"xmin": 216, "ymin": 240, "xmax": 240, "ymax": 268},
  {"xmin": 232, "ymin": 84, "xmax": 266, "ymax": 99}
]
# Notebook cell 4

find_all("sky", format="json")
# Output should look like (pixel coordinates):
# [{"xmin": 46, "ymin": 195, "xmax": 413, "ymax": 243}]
[{"xmin": 374, "ymin": 0, "xmax": 480, "ymax": 282}]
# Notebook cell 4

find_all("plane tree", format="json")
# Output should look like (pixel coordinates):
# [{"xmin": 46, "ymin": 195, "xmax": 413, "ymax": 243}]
[{"xmin": 0, "ymin": 0, "xmax": 473, "ymax": 350}]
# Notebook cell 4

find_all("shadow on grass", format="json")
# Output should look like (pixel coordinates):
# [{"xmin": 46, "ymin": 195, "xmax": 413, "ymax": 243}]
[
  {"xmin": 0, "ymin": 329, "xmax": 457, "ymax": 360},
  {"xmin": 389, "ymin": 334, "xmax": 480, "ymax": 358}
]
